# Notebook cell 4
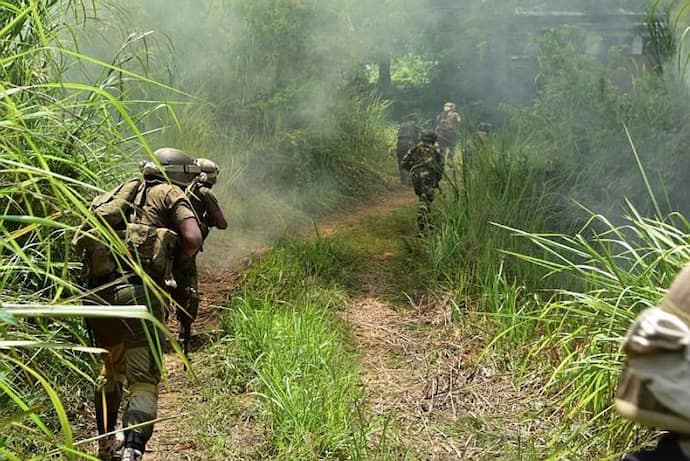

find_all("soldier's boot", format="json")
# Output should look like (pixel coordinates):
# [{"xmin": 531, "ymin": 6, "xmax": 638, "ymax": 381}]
[
  {"xmin": 122, "ymin": 430, "xmax": 146, "ymax": 461},
  {"xmin": 620, "ymin": 434, "xmax": 689, "ymax": 461},
  {"xmin": 95, "ymin": 383, "xmax": 123, "ymax": 460},
  {"xmin": 121, "ymin": 447, "xmax": 143, "ymax": 461},
  {"xmin": 98, "ymin": 434, "xmax": 124, "ymax": 461}
]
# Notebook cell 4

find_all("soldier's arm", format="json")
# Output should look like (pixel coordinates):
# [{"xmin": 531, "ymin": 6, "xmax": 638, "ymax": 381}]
[
  {"xmin": 178, "ymin": 217, "xmax": 203, "ymax": 261},
  {"xmin": 202, "ymin": 190, "xmax": 227, "ymax": 230},
  {"xmin": 401, "ymin": 149, "xmax": 414, "ymax": 170},
  {"xmin": 167, "ymin": 189, "xmax": 203, "ymax": 261},
  {"xmin": 435, "ymin": 150, "xmax": 445, "ymax": 170}
]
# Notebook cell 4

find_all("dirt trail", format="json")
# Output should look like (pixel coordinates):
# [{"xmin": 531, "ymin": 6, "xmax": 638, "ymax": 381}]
[
  {"xmin": 144, "ymin": 183, "xmax": 415, "ymax": 460},
  {"xmin": 145, "ymin": 271, "xmax": 241, "ymax": 460},
  {"xmin": 143, "ymin": 181, "xmax": 535, "ymax": 460}
]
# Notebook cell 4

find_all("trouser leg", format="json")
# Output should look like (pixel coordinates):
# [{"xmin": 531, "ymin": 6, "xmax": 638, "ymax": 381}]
[
  {"xmin": 417, "ymin": 188, "xmax": 435, "ymax": 232},
  {"xmin": 122, "ymin": 344, "xmax": 160, "ymax": 451},
  {"xmin": 95, "ymin": 343, "xmax": 126, "ymax": 434}
]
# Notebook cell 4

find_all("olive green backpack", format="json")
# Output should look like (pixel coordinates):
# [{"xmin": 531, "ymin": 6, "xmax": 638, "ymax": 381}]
[
  {"xmin": 72, "ymin": 178, "xmax": 143, "ymax": 284},
  {"xmin": 72, "ymin": 178, "xmax": 180, "ymax": 287}
]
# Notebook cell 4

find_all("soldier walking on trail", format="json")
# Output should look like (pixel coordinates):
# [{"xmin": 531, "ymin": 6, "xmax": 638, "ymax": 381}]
[
  {"xmin": 466, "ymin": 122, "xmax": 492, "ymax": 165},
  {"xmin": 73, "ymin": 148, "xmax": 203, "ymax": 461},
  {"xmin": 172, "ymin": 158, "xmax": 227, "ymax": 356},
  {"xmin": 401, "ymin": 129, "xmax": 444, "ymax": 232},
  {"xmin": 616, "ymin": 264, "xmax": 690, "ymax": 461},
  {"xmin": 435, "ymin": 101, "xmax": 462, "ymax": 164},
  {"xmin": 395, "ymin": 114, "xmax": 420, "ymax": 185}
]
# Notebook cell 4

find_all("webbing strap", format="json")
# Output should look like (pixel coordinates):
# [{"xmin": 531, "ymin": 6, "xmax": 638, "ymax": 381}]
[
  {"xmin": 130, "ymin": 180, "xmax": 156, "ymax": 223},
  {"xmin": 128, "ymin": 382, "xmax": 158, "ymax": 396},
  {"xmin": 164, "ymin": 164, "xmax": 201, "ymax": 174}
]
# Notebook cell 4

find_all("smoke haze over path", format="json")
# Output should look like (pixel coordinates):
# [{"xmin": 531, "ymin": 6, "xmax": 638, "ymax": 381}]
[{"xmin": 72, "ymin": 0, "xmax": 690, "ymax": 245}]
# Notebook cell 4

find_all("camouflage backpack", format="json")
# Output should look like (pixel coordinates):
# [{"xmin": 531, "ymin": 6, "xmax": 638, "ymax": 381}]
[
  {"xmin": 72, "ymin": 178, "xmax": 143, "ymax": 284},
  {"xmin": 72, "ymin": 178, "xmax": 180, "ymax": 287}
]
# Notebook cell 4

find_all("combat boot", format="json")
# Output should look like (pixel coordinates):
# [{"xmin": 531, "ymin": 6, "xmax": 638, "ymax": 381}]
[
  {"xmin": 621, "ymin": 434, "xmax": 689, "ymax": 460},
  {"xmin": 121, "ymin": 447, "xmax": 143, "ymax": 461},
  {"xmin": 97, "ymin": 433, "xmax": 123, "ymax": 460}
]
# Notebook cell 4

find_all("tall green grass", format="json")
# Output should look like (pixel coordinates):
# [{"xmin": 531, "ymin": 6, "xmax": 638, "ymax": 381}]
[
  {"xmin": 220, "ymin": 237, "xmax": 373, "ymax": 459},
  {"xmin": 0, "ymin": 2, "xmax": 187, "ymax": 458},
  {"xmin": 423, "ymin": 137, "xmax": 570, "ymax": 292},
  {"xmin": 493, "ymin": 207, "xmax": 690, "ymax": 459}
]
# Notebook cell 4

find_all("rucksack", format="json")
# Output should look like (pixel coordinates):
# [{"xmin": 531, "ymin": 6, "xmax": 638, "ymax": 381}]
[
  {"xmin": 72, "ymin": 178, "xmax": 181, "ymax": 287},
  {"xmin": 437, "ymin": 112, "xmax": 453, "ymax": 132},
  {"xmin": 72, "ymin": 178, "xmax": 143, "ymax": 283}
]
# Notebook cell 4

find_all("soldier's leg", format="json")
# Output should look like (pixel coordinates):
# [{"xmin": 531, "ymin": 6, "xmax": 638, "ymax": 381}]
[
  {"xmin": 96, "ymin": 343, "xmax": 126, "ymax": 434},
  {"xmin": 417, "ymin": 185, "xmax": 437, "ymax": 232},
  {"xmin": 88, "ymin": 314, "xmax": 128, "ymax": 460},
  {"xmin": 114, "ymin": 283, "xmax": 164, "ymax": 454},
  {"xmin": 122, "ymin": 344, "xmax": 160, "ymax": 452},
  {"xmin": 437, "ymin": 138, "xmax": 451, "ymax": 164}
]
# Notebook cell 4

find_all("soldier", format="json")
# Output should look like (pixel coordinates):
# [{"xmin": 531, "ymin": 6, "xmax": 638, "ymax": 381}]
[
  {"xmin": 75, "ymin": 148, "xmax": 203, "ymax": 461},
  {"xmin": 401, "ymin": 129, "xmax": 444, "ymax": 232},
  {"xmin": 435, "ymin": 101, "xmax": 463, "ymax": 164},
  {"xmin": 616, "ymin": 264, "xmax": 690, "ymax": 460},
  {"xmin": 395, "ymin": 114, "xmax": 420, "ymax": 185},
  {"xmin": 173, "ymin": 158, "xmax": 227, "ymax": 356},
  {"xmin": 466, "ymin": 122, "xmax": 492, "ymax": 165}
]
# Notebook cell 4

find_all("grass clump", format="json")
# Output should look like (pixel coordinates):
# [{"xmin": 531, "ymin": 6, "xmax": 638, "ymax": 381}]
[
  {"xmin": 0, "ymin": 2, "xmax": 183, "ymax": 458},
  {"xmin": 218, "ymin": 236, "xmax": 371, "ymax": 459},
  {"xmin": 495, "ymin": 208, "xmax": 690, "ymax": 459}
]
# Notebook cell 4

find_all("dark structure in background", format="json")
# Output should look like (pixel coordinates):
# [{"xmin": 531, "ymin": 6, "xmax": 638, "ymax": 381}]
[
  {"xmin": 391, "ymin": 3, "xmax": 658, "ymax": 124},
  {"xmin": 507, "ymin": 8, "xmax": 652, "ymax": 105}
]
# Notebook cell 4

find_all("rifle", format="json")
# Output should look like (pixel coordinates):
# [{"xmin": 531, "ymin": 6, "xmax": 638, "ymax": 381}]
[{"xmin": 179, "ymin": 286, "xmax": 199, "ymax": 362}]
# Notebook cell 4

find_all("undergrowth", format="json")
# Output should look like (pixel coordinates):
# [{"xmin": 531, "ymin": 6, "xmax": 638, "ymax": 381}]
[{"xmin": 215, "ymin": 237, "xmax": 398, "ymax": 459}]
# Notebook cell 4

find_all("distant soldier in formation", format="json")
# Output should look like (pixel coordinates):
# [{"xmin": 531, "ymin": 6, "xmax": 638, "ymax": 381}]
[
  {"xmin": 435, "ymin": 101, "xmax": 463, "ymax": 164},
  {"xmin": 616, "ymin": 264, "xmax": 690, "ymax": 460},
  {"xmin": 401, "ymin": 129, "xmax": 444, "ymax": 232},
  {"xmin": 466, "ymin": 122, "xmax": 492, "ymax": 165},
  {"xmin": 395, "ymin": 113, "xmax": 420, "ymax": 185},
  {"xmin": 172, "ymin": 158, "xmax": 228, "ymax": 356}
]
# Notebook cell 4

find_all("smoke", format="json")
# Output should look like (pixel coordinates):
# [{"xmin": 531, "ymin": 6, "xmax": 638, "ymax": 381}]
[{"xmin": 70, "ymin": 0, "xmax": 685, "ymax": 264}]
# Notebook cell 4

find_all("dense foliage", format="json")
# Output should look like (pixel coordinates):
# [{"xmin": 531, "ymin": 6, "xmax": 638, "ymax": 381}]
[{"xmin": 6, "ymin": 0, "xmax": 690, "ymax": 459}]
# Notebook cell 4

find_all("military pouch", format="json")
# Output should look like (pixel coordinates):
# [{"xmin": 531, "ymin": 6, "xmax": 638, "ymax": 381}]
[
  {"xmin": 72, "ymin": 228, "xmax": 121, "ymax": 282},
  {"xmin": 153, "ymin": 228, "xmax": 179, "ymax": 282},
  {"xmin": 124, "ymin": 222, "xmax": 179, "ymax": 280}
]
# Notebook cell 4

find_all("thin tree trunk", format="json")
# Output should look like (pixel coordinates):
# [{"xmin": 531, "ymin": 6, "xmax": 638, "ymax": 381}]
[{"xmin": 377, "ymin": 54, "xmax": 392, "ymax": 95}]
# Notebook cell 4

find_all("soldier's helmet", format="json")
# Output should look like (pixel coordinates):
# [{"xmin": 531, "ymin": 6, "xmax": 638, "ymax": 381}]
[
  {"xmin": 420, "ymin": 129, "xmax": 437, "ymax": 143},
  {"xmin": 615, "ymin": 264, "xmax": 690, "ymax": 435},
  {"xmin": 140, "ymin": 148, "xmax": 201, "ymax": 187},
  {"xmin": 195, "ymin": 158, "xmax": 220, "ymax": 186},
  {"xmin": 478, "ymin": 122, "xmax": 493, "ymax": 134},
  {"xmin": 444, "ymin": 102, "xmax": 455, "ymax": 111}
]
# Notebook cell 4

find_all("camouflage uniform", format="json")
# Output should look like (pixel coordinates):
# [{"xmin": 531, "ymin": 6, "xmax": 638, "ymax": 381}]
[
  {"xmin": 401, "ymin": 137, "xmax": 444, "ymax": 231},
  {"xmin": 435, "ymin": 103, "xmax": 462, "ymax": 163},
  {"xmin": 87, "ymin": 180, "xmax": 197, "ymax": 455},
  {"xmin": 396, "ymin": 119, "xmax": 419, "ymax": 185},
  {"xmin": 172, "ymin": 182, "xmax": 224, "ymax": 328},
  {"xmin": 617, "ymin": 264, "xmax": 690, "ymax": 460}
]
